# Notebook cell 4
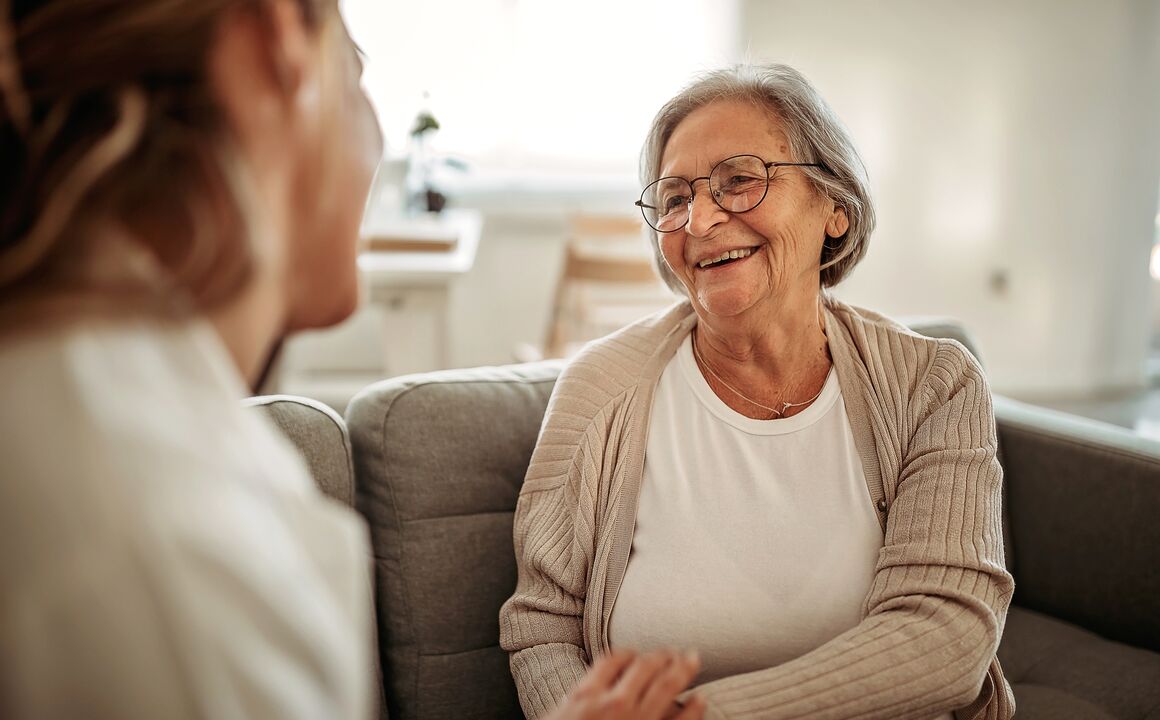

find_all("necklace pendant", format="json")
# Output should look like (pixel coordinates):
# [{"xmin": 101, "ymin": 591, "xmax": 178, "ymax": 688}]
[{"xmin": 780, "ymin": 401, "xmax": 792, "ymax": 415}]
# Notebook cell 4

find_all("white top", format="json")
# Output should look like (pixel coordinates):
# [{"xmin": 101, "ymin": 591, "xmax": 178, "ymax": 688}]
[
  {"xmin": 0, "ymin": 318, "xmax": 374, "ymax": 720},
  {"xmin": 608, "ymin": 331, "xmax": 885, "ymax": 685}
]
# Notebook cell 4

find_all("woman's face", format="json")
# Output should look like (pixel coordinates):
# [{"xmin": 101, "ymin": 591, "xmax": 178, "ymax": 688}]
[
  {"xmin": 657, "ymin": 99, "xmax": 846, "ymax": 321},
  {"xmin": 283, "ymin": 15, "xmax": 383, "ymax": 332}
]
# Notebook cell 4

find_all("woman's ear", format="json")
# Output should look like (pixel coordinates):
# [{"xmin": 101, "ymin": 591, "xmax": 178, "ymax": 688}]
[
  {"xmin": 825, "ymin": 204, "xmax": 850, "ymax": 239},
  {"xmin": 261, "ymin": 0, "xmax": 316, "ymax": 100},
  {"xmin": 208, "ymin": 0, "xmax": 318, "ymax": 145}
]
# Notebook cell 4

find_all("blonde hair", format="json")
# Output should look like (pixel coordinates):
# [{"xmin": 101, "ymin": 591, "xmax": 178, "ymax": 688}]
[
  {"xmin": 0, "ymin": 0, "xmax": 334, "ymax": 314},
  {"xmin": 640, "ymin": 63, "xmax": 876, "ymax": 292}
]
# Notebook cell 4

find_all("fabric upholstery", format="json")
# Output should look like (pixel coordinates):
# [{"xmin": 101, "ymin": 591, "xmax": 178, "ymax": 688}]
[
  {"xmin": 245, "ymin": 394, "xmax": 356, "ymax": 506},
  {"xmin": 998, "ymin": 606, "xmax": 1160, "ymax": 719},
  {"xmin": 993, "ymin": 395, "xmax": 1160, "ymax": 654},
  {"xmin": 345, "ymin": 362, "xmax": 561, "ymax": 720}
]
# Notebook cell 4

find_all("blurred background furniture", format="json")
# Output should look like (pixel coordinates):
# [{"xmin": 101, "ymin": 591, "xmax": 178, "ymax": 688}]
[
  {"xmin": 517, "ymin": 215, "xmax": 672, "ymax": 361},
  {"xmin": 252, "ymin": 319, "xmax": 1160, "ymax": 720}
]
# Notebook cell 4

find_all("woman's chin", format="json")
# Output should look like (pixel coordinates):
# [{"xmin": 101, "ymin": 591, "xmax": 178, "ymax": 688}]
[
  {"xmin": 693, "ymin": 288, "xmax": 764, "ymax": 319},
  {"xmin": 286, "ymin": 283, "xmax": 360, "ymax": 333}
]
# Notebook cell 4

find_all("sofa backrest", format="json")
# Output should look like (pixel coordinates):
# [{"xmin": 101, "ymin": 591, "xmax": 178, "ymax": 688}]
[
  {"xmin": 992, "ymin": 395, "xmax": 1160, "ymax": 653},
  {"xmin": 346, "ymin": 362, "xmax": 561, "ymax": 720}
]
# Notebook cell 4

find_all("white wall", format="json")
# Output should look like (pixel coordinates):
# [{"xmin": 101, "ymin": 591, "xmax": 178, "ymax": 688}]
[
  {"xmin": 739, "ymin": 0, "xmax": 1160, "ymax": 396},
  {"xmin": 295, "ymin": 2, "xmax": 1160, "ymax": 403}
]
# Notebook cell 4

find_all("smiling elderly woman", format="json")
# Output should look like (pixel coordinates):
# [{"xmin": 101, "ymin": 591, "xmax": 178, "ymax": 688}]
[{"xmin": 499, "ymin": 64, "xmax": 1014, "ymax": 720}]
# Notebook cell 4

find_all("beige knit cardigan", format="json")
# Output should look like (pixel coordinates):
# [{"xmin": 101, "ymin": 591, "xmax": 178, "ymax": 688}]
[{"xmin": 498, "ymin": 298, "xmax": 1015, "ymax": 720}]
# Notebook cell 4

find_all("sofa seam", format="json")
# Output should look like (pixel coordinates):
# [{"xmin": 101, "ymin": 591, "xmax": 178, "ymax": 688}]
[
  {"xmin": 403, "ymin": 509, "xmax": 514, "ymax": 524},
  {"xmin": 1006, "ymin": 631, "xmax": 1092, "ymax": 684},
  {"xmin": 417, "ymin": 643, "xmax": 505, "ymax": 659}
]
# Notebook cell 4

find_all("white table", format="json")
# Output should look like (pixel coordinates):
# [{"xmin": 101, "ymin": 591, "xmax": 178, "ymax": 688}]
[{"xmin": 357, "ymin": 209, "xmax": 482, "ymax": 375}]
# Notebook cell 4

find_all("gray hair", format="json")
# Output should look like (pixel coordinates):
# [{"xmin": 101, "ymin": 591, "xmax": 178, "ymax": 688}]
[{"xmin": 639, "ymin": 63, "xmax": 875, "ymax": 292}]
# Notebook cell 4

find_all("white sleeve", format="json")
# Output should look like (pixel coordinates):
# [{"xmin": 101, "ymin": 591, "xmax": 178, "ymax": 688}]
[{"xmin": 0, "ymin": 478, "xmax": 375, "ymax": 720}]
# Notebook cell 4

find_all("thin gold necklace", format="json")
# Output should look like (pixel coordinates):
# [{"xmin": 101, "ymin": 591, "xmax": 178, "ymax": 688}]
[{"xmin": 691, "ymin": 333, "xmax": 826, "ymax": 419}]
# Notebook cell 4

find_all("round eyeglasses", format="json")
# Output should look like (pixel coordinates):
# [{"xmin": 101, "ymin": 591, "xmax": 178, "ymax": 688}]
[{"xmin": 634, "ymin": 154, "xmax": 827, "ymax": 233}]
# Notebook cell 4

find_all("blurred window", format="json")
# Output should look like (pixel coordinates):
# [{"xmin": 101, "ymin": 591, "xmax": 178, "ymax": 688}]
[{"xmin": 341, "ymin": 0, "xmax": 738, "ymax": 182}]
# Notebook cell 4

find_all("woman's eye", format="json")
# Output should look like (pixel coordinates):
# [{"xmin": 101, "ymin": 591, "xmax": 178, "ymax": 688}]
[
  {"xmin": 663, "ymin": 195, "xmax": 689, "ymax": 210},
  {"xmin": 723, "ymin": 176, "xmax": 763, "ymax": 193}
]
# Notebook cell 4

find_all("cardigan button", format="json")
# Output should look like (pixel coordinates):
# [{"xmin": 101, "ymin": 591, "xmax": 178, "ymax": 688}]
[{"xmin": 876, "ymin": 498, "xmax": 888, "ymax": 512}]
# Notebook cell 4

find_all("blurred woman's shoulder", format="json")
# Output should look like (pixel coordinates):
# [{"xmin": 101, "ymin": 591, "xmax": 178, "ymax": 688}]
[{"xmin": 0, "ymin": 317, "xmax": 322, "ymax": 565}]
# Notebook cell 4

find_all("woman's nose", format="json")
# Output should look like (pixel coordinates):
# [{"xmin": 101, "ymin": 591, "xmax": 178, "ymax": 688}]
[{"xmin": 686, "ymin": 182, "xmax": 727, "ymax": 237}]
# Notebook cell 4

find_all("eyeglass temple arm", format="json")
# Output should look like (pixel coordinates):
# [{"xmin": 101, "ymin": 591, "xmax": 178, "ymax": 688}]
[{"xmin": 765, "ymin": 161, "xmax": 832, "ymax": 173}]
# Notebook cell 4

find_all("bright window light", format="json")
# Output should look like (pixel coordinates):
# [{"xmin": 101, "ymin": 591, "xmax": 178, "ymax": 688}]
[{"xmin": 341, "ymin": 0, "xmax": 739, "ymax": 180}]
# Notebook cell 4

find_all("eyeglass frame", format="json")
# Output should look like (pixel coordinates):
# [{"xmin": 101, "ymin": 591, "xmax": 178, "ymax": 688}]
[{"xmin": 634, "ymin": 154, "xmax": 830, "ymax": 233}]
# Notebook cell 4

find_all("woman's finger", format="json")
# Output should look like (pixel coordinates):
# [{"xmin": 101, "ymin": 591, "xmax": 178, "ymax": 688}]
[
  {"xmin": 671, "ymin": 693, "xmax": 707, "ymax": 720},
  {"xmin": 609, "ymin": 650, "xmax": 677, "ymax": 707},
  {"xmin": 637, "ymin": 652, "xmax": 700, "ymax": 718},
  {"xmin": 577, "ymin": 649, "xmax": 637, "ymax": 692}
]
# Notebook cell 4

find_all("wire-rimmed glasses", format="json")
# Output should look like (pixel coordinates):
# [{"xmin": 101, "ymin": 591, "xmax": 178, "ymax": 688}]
[{"xmin": 635, "ymin": 154, "xmax": 827, "ymax": 233}]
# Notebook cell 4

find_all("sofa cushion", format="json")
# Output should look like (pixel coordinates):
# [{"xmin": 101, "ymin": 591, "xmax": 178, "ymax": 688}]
[
  {"xmin": 346, "ymin": 362, "xmax": 560, "ymax": 720},
  {"xmin": 993, "ymin": 396, "xmax": 1160, "ymax": 654},
  {"xmin": 999, "ymin": 605, "xmax": 1160, "ymax": 719},
  {"xmin": 245, "ymin": 394, "xmax": 355, "ymax": 506}
]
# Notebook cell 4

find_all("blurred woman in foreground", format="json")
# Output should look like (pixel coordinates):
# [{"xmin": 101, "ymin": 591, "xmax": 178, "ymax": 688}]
[{"xmin": 0, "ymin": 1, "xmax": 700, "ymax": 717}]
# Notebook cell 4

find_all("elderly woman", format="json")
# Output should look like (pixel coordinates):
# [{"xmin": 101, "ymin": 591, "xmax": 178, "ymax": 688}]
[
  {"xmin": 0, "ymin": 1, "xmax": 699, "ymax": 718},
  {"xmin": 500, "ymin": 64, "xmax": 1014, "ymax": 720}
]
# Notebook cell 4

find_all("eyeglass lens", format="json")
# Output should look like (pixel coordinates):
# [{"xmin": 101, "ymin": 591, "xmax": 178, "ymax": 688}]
[{"xmin": 638, "ymin": 154, "xmax": 771, "ymax": 233}]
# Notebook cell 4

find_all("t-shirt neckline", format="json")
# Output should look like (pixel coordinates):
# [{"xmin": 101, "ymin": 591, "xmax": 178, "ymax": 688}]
[{"xmin": 676, "ymin": 331, "xmax": 841, "ymax": 436}]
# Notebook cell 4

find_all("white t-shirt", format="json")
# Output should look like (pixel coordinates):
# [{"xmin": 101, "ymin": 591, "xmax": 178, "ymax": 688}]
[
  {"xmin": 608, "ymin": 331, "xmax": 885, "ymax": 685},
  {"xmin": 0, "ymin": 318, "xmax": 374, "ymax": 719}
]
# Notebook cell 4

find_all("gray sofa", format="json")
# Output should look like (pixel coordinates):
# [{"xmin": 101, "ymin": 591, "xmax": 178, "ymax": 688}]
[{"xmin": 251, "ymin": 325, "xmax": 1160, "ymax": 720}]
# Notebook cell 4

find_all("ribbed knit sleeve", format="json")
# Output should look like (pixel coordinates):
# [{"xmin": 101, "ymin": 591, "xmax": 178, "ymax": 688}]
[
  {"xmin": 498, "ymin": 366, "xmax": 619, "ymax": 719},
  {"xmin": 688, "ymin": 340, "xmax": 1015, "ymax": 720}
]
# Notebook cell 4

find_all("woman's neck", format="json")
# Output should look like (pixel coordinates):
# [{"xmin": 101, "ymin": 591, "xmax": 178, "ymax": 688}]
[
  {"xmin": 206, "ymin": 273, "xmax": 286, "ymax": 392},
  {"xmin": 692, "ymin": 291, "xmax": 831, "ymax": 418},
  {"xmin": 697, "ymin": 292, "xmax": 828, "ymax": 372}
]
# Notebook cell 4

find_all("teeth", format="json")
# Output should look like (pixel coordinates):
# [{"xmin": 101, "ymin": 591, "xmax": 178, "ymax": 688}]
[{"xmin": 699, "ymin": 247, "xmax": 754, "ymax": 268}]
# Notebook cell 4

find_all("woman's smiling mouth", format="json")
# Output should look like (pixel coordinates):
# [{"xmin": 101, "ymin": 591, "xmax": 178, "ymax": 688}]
[{"xmin": 697, "ymin": 245, "xmax": 762, "ymax": 269}]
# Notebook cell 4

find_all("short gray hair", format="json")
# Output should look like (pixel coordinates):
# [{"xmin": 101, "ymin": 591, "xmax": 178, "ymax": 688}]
[{"xmin": 639, "ymin": 63, "xmax": 875, "ymax": 292}]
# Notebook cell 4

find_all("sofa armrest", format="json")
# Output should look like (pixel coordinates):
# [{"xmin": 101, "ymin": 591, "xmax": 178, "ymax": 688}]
[
  {"xmin": 994, "ymin": 394, "xmax": 1160, "ymax": 653},
  {"xmin": 245, "ymin": 394, "xmax": 355, "ymax": 507}
]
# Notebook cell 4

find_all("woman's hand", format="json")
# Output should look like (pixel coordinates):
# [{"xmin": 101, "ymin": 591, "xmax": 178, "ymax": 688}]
[{"xmin": 547, "ymin": 649, "xmax": 705, "ymax": 720}]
